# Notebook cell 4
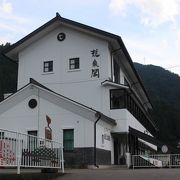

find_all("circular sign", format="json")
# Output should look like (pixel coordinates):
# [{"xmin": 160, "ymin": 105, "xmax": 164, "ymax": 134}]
[
  {"xmin": 161, "ymin": 145, "xmax": 168, "ymax": 153},
  {"xmin": 57, "ymin": 33, "xmax": 66, "ymax": 41},
  {"xmin": 28, "ymin": 99, "xmax": 37, "ymax": 109}
]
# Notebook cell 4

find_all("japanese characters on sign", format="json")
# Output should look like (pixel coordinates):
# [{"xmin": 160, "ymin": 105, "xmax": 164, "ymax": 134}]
[
  {"xmin": 0, "ymin": 140, "xmax": 16, "ymax": 165},
  {"xmin": 104, "ymin": 134, "xmax": 111, "ymax": 141},
  {"xmin": 90, "ymin": 49, "xmax": 100, "ymax": 78}
]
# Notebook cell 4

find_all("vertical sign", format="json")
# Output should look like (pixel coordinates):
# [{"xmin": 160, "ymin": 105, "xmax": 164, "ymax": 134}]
[
  {"xmin": 90, "ymin": 49, "xmax": 100, "ymax": 78},
  {"xmin": 45, "ymin": 115, "xmax": 52, "ymax": 140}
]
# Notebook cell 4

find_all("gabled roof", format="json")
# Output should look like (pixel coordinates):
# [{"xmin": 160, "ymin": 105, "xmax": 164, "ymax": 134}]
[
  {"xmin": 3, "ymin": 12, "xmax": 153, "ymax": 111},
  {"xmin": 1, "ymin": 78, "xmax": 116, "ymax": 126},
  {"xmin": 3, "ymin": 12, "xmax": 120, "ymax": 61}
]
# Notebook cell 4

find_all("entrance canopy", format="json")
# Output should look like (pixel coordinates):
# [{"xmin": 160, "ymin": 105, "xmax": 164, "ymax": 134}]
[{"xmin": 129, "ymin": 127, "xmax": 180, "ymax": 154}]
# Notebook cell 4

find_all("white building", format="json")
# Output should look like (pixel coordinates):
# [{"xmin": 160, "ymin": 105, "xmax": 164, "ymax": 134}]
[{"xmin": 1, "ymin": 13, "xmax": 158, "ymax": 166}]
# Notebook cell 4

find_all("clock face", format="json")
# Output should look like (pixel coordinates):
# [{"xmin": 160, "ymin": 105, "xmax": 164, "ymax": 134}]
[{"xmin": 57, "ymin": 33, "xmax": 66, "ymax": 41}]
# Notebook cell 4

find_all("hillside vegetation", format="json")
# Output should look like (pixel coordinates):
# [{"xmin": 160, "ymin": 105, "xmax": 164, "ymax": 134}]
[
  {"xmin": 135, "ymin": 62, "xmax": 180, "ymax": 147},
  {"xmin": 0, "ymin": 43, "xmax": 18, "ymax": 101}
]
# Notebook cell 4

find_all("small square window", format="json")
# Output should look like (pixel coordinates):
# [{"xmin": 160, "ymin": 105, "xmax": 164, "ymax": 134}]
[
  {"xmin": 0, "ymin": 131, "xmax": 4, "ymax": 139},
  {"xmin": 110, "ymin": 89, "xmax": 125, "ymax": 109},
  {"xmin": 43, "ymin": 61, "xmax": 53, "ymax": 73},
  {"xmin": 69, "ymin": 58, "xmax": 80, "ymax": 70}
]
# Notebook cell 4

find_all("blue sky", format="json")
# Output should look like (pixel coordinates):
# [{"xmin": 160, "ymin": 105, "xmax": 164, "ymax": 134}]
[{"xmin": 1, "ymin": 0, "xmax": 180, "ymax": 75}]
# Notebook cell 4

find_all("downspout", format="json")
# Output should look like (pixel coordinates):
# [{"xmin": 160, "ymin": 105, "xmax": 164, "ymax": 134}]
[{"xmin": 94, "ymin": 112, "xmax": 101, "ymax": 168}]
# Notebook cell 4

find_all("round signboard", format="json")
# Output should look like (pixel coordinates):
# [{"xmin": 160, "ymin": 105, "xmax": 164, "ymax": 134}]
[
  {"xmin": 28, "ymin": 99, "xmax": 37, "ymax": 109},
  {"xmin": 57, "ymin": 33, "xmax": 66, "ymax": 41},
  {"xmin": 161, "ymin": 145, "xmax": 168, "ymax": 153}
]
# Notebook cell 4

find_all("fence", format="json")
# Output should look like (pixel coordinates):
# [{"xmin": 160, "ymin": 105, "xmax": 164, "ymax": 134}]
[
  {"xmin": 132, "ymin": 154, "xmax": 180, "ymax": 168},
  {"xmin": 0, "ymin": 128, "xmax": 64, "ymax": 174}
]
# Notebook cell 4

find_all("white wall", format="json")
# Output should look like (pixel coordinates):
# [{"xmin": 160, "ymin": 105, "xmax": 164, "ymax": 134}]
[
  {"xmin": 18, "ymin": 25, "xmax": 111, "ymax": 113},
  {"xmin": 110, "ymin": 109, "xmax": 128, "ymax": 132},
  {"xmin": 0, "ymin": 89, "xmax": 95, "ymax": 148},
  {"xmin": 38, "ymin": 96, "xmax": 95, "ymax": 148},
  {"xmin": 110, "ymin": 108, "xmax": 152, "ymax": 135},
  {"xmin": 126, "ymin": 111, "xmax": 157, "ymax": 150},
  {"xmin": 96, "ymin": 120, "xmax": 115, "ymax": 164},
  {"xmin": 14, "ymin": 21, "xmax": 156, "ymax": 158},
  {"xmin": 0, "ymin": 85, "xmax": 116, "ymax": 153},
  {"xmin": 110, "ymin": 109, "xmax": 157, "ymax": 150},
  {"xmin": 127, "ymin": 111, "xmax": 150, "ymax": 134},
  {"xmin": 17, "ymin": 22, "xmax": 133, "ymax": 127},
  {"xmin": 96, "ymin": 120, "xmax": 113, "ymax": 150}
]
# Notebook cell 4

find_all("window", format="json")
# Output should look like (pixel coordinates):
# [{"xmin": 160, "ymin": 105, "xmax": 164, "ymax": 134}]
[
  {"xmin": 124, "ymin": 78, "xmax": 129, "ymax": 86},
  {"xmin": 63, "ymin": 129, "xmax": 74, "ymax": 151},
  {"xmin": 43, "ymin": 61, "xmax": 53, "ymax": 73},
  {"xmin": 69, "ymin": 58, "xmax": 79, "ymax": 70},
  {"xmin": 113, "ymin": 60, "xmax": 120, "ymax": 84},
  {"xmin": 110, "ymin": 89, "xmax": 125, "ymax": 109},
  {"xmin": 0, "ymin": 131, "xmax": 4, "ymax": 139}
]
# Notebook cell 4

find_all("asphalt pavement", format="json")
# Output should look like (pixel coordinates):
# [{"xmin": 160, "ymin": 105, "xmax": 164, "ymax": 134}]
[{"xmin": 55, "ymin": 168, "xmax": 180, "ymax": 180}]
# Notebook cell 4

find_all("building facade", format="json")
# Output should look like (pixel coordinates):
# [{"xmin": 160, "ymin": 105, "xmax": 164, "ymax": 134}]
[{"xmin": 1, "ymin": 13, "xmax": 158, "ymax": 166}]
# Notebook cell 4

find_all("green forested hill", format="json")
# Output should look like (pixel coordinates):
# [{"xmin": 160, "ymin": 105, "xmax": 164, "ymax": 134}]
[
  {"xmin": 0, "ymin": 43, "xmax": 18, "ymax": 101},
  {"xmin": 134, "ymin": 62, "xmax": 180, "ymax": 147}
]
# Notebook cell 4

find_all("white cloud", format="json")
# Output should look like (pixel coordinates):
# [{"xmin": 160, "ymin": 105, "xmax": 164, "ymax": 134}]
[
  {"xmin": 176, "ymin": 29, "xmax": 180, "ymax": 47},
  {"xmin": 0, "ymin": 0, "xmax": 12, "ymax": 14},
  {"xmin": 0, "ymin": 0, "xmax": 29, "ymax": 24},
  {"xmin": 0, "ymin": 22, "xmax": 29, "ymax": 34},
  {"xmin": 0, "ymin": 0, "xmax": 34, "ymax": 43},
  {"xmin": 109, "ymin": 0, "xmax": 180, "ymax": 27},
  {"xmin": 109, "ymin": 0, "xmax": 131, "ymax": 16}
]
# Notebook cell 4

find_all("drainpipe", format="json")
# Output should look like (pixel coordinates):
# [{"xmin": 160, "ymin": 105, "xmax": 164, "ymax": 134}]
[{"xmin": 94, "ymin": 112, "xmax": 101, "ymax": 168}]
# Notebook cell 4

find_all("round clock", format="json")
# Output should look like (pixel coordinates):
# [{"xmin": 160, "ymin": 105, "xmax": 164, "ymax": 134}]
[{"xmin": 57, "ymin": 33, "xmax": 66, "ymax": 41}]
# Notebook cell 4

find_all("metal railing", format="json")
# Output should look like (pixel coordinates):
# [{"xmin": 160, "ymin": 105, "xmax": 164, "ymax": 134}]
[
  {"xmin": 132, "ymin": 154, "xmax": 180, "ymax": 168},
  {"xmin": 0, "ymin": 128, "xmax": 64, "ymax": 174}
]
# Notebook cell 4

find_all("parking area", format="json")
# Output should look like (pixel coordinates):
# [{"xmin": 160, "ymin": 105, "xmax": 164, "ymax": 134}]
[{"xmin": 57, "ymin": 168, "xmax": 180, "ymax": 180}]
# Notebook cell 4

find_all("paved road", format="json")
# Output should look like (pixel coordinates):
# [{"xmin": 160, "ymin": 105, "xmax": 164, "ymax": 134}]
[{"xmin": 56, "ymin": 168, "xmax": 180, "ymax": 180}]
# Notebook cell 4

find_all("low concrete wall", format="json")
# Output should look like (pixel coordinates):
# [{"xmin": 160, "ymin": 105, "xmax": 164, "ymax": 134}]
[
  {"xmin": 0, "ymin": 173, "xmax": 63, "ymax": 180},
  {"xmin": 64, "ymin": 147, "xmax": 111, "ymax": 167}
]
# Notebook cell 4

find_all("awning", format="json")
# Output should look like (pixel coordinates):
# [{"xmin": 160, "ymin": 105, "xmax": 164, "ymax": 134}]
[
  {"xmin": 129, "ymin": 127, "xmax": 162, "ymax": 148},
  {"xmin": 129, "ymin": 126, "xmax": 180, "ymax": 153}
]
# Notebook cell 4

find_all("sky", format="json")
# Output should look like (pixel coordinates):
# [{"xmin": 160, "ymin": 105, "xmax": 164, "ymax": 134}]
[{"xmin": 1, "ymin": 0, "xmax": 180, "ymax": 75}]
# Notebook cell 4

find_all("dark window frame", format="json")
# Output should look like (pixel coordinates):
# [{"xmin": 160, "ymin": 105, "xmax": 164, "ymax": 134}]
[
  {"xmin": 124, "ymin": 78, "xmax": 129, "ymax": 86},
  {"xmin": 110, "ymin": 89, "xmax": 126, "ymax": 110},
  {"xmin": 0, "ymin": 131, "xmax": 4, "ymax": 139},
  {"xmin": 110, "ymin": 89, "xmax": 153, "ymax": 132},
  {"xmin": 113, "ymin": 60, "xmax": 120, "ymax": 84},
  {"xmin": 43, "ymin": 61, "xmax": 53, "ymax": 73},
  {"xmin": 63, "ymin": 129, "xmax": 74, "ymax": 152},
  {"xmin": 69, "ymin": 58, "xmax": 80, "ymax": 70}
]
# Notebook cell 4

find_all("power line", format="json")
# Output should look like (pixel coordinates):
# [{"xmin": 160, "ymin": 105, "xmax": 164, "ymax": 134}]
[{"xmin": 166, "ymin": 65, "xmax": 180, "ymax": 69}]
